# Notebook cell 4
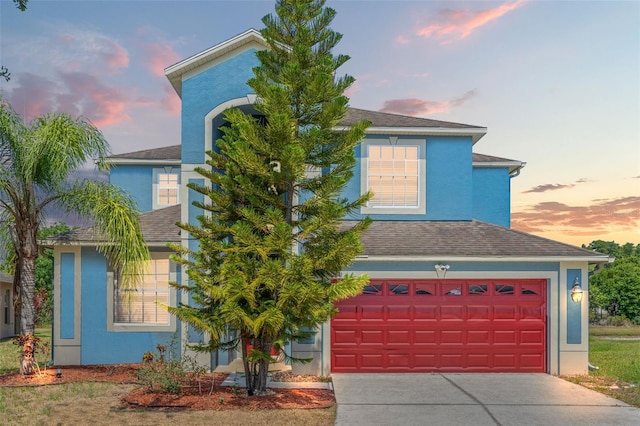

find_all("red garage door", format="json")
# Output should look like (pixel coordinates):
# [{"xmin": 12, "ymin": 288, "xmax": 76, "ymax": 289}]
[{"xmin": 331, "ymin": 279, "xmax": 546, "ymax": 372}]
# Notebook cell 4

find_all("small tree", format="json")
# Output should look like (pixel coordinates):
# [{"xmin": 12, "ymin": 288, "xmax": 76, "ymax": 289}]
[
  {"xmin": 0, "ymin": 98, "xmax": 149, "ymax": 374},
  {"xmin": 590, "ymin": 256, "xmax": 640, "ymax": 323},
  {"xmin": 169, "ymin": 0, "xmax": 371, "ymax": 395}
]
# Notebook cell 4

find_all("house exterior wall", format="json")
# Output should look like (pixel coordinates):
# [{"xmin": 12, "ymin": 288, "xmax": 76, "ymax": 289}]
[
  {"xmin": 472, "ymin": 167, "xmax": 511, "ymax": 227},
  {"xmin": 0, "ymin": 277, "xmax": 13, "ymax": 339},
  {"xmin": 53, "ymin": 247, "xmax": 180, "ymax": 366},
  {"xmin": 181, "ymin": 48, "xmax": 260, "ymax": 165},
  {"xmin": 110, "ymin": 165, "xmax": 155, "ymax": 213},
  {"xmin": 343, "ymin": 135, "xmax": 479, "ymax": 222}
]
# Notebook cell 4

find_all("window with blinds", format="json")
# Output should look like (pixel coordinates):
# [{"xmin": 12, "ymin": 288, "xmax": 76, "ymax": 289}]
[
  {"xmin": 115, "ymin": 259, "xmax": 170, "ymax": 324},
  {"xmin": 157, "ymin": 173, "xmax": 179, "ymax": 206},
  {"xmin": 367, "ymin": 145, "xmax": 420, "ymax": 208}
]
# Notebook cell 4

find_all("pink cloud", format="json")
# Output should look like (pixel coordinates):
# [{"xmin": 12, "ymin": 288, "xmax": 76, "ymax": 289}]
[
  {"xmin": 57, "ymin": 31, "xmax": 129, "ymax": 74},
  {"xmin": 160, "ymin": 84, "xmax": 181, "ymax": 116},
  {"xmin": 380, "ymin": 90, "xmax": 476, "ymax": 116},
  {"xmin": 511, "ymin": 196, "xmax": 640, "ymax": 237},
  {"xmin": 395, "ymin": 35, "xmax": 411, "ymax": 45},
  {"xmin": 7, "ymin": 71, "xmax": 144, "ymax": 128},
  {"xmin": 139, "ymin": 42, "xmax": 182, "ymax": 78},
  {"xmin": 417, "ymin": 0, "xmax": 526, "ymax": 43}
]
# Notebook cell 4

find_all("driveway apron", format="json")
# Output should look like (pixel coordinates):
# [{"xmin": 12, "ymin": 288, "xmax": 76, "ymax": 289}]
[{"xmin": 332, "ymin": 373, "xmax": 640, "ymax": 426}]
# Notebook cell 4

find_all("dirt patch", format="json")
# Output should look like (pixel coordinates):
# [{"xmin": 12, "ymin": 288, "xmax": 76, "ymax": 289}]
[{"xmin": 0, "ymin": 364, "xmax": 335, "ymax": 411}]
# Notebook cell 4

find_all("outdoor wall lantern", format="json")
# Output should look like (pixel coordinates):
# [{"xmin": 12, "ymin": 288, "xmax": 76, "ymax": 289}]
[
  {"xmin": 571, "ymin": 277, "xmax": 584, "ymax": 304},
  {"xmin": 434, "ymin": 263, "xmax": 450, "ymax": 279}
]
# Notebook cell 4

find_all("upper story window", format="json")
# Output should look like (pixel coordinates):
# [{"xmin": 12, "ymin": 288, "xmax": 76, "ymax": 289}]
[
  {"xmin": 152, "ymin": 168, "xmax": 180, "ymax": 210},
  {"xmin": 158, "ymin": 173, "xmax": 179, "ymax": 205},
  {"xmin": 361, "ymin": 139, "xmax": 426, "ymax": 215}
]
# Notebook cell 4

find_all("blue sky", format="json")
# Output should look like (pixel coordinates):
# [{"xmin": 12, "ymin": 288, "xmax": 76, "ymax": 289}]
[{"xmin": 1, "ymin": 0, "xmax": 638, "ymax": 246}]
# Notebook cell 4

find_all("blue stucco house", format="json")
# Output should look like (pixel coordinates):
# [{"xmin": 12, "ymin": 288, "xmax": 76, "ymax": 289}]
[{"xmin": 51, "ymin": 29, "xmax": 608, "ymax": 375}]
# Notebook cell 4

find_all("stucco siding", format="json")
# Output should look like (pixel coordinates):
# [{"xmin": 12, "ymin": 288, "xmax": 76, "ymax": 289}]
[
  {"xmin": 110, "ymin": 165, "xmax": 154, "ymax": 213},
  {"xmin": 79, "ymin": 248, "xmax": 179, "ymax": 365},
  {"xmin": 181, "ymin": 49, "xmax": 259, "ymax": 164},
  {"xmin": 472, "ymin": 167, "xmax": 511, "ymax": 227}
]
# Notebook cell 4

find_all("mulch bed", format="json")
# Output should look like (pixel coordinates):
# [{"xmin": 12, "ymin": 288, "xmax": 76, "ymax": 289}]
[{"xmin": 0, "ymin": 364, "xmax": 335, "ymax": 410}]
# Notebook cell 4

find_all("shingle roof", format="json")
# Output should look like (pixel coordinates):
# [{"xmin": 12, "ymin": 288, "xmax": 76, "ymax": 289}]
[
  {"xmin": 472, "ymin": 153, "xmax": 518, "ymax": 163},
  {"xmin": 108, "ymin": 143, "xmax": 519, "ymax": 168},
  {"xmin": 110, "ymin": 145, "xmax": 181, "ymax": 161},
  {"xmin": 343, "ymin": 108, "xmax": 482, "ymax": 129},
  {"xmin": 345, "ymin": 220, "xmax": 606, "ymax": 260},
  {"xmin": 51, "ymin": 205, "xmax": 181, "ymax": 246}
]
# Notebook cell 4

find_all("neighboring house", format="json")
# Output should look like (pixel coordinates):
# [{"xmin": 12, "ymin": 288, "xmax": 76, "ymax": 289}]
[
  {"xmin": 50, "ymin": 29, "xmax": 608, "ymax": 375},
  {"xmin": 0, "ymin": 272, "xmax": 14, "ymax": 340}
]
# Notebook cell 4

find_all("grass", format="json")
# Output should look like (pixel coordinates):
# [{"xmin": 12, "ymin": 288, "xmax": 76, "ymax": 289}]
[
  {"xmin": 564, "ymin": 325, "xmax": 640, "ymax": 407},
  {"xmin": 590, "ymin": 325, "xmax": 640, "ymax": 337},
  {"xmin": 0, "ymin": 382, "xmax": 336, "ymax": 426},
  {"xmin": 0, "ymin": 323, "xmax": 336, "ymax": 425}
]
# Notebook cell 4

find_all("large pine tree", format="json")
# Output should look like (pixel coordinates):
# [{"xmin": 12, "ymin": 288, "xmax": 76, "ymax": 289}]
[{"xmin": 169, "ymin": 0, "xmax": 371, "ymax": 394}]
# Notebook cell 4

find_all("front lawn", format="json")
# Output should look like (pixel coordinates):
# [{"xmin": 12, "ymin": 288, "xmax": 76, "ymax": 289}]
[{"xmin": 565, "ymin": 325, "xmax": 640, "ymax": 407}]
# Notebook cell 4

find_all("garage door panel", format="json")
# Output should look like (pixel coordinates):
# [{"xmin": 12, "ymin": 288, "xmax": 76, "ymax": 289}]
[
  {"xmin": 388, "ymin": 330, "xmax": 411, "ymax": 344},
  {"xmin": 520, "ymin": 329, "xmax": 544, "ymax": 344},
  {"xmin": 332, "ymin": 279, "xmax": 546, "ymax": 373},
  {"xmin": 414, "ymin": 305, "xmax": 437, "ymax": 319},
  {"xmin": 361, "ymin": 330, "xmax": 384, "ymax": 344},
  {"xmin": 521, "ymin": 353, "xmax": 545, "ymax": 369},
  {"xmin": 333, "ymin": 329, "xmax": 357, "ymax": 344},
  {"xmin": 414, "ymin": 330, "xmax": 437, "ymax": 344},
  {"xmin": 361, "ymin": 353, "xmax": 384, "ymax": 368},
  {"xmin": 387, "ymin": 305, "xmax": 411, "ymax": 320},
  {"xmin": 494, "ymin": 305, "xmax": 518, "ymax": 320},
  {"xmin": 361, "ymin": 305, "xmax": 384, "ymax": 319},
  {"xmin": 467, "ymin": 305, "xmax": 491, "ymax": 320},
  {"xmin": 467, "ymin": 330, "xmax": 490, "ymax": 344},
  {"xmin": 493, "ymin": 353, "xmax": 517, "ymax": 368},
  {"xmin": 441, "ymin": 305, "xmax": 464, "ymax": 320}
]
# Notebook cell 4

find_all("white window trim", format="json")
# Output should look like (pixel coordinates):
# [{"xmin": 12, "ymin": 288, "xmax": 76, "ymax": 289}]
[
  {"xmin": 360, "ymin": 138, "xmax": 426, "ymax": 215},
  {"xmin": 152, "ymin": 168, "xmax": 180, "ymax": 210},
  {"xmin": 107, "ymin": 253, "xmax": 177, "ymax": 332}
]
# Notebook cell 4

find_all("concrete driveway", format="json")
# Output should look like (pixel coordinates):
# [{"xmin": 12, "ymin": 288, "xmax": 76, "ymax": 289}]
[{"xmin": 332, "ymin": 373, "xmax": 640, "ymax": 426}]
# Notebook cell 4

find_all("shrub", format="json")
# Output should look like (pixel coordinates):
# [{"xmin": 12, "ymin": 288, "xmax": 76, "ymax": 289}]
[{"xmin": 137, "ymin": 337, "xmax": 207, "ymax": 394}]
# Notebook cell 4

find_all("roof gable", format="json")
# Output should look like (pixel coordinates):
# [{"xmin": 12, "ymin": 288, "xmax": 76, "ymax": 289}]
[{"xmin": 165, "ymin": 29, "xmax": 268, "ymax": 97}]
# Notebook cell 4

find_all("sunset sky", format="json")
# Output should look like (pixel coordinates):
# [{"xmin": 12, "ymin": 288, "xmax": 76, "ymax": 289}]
[{"xmin": 1, "ymin": 0, "xmax": 638, "ymax": 247}]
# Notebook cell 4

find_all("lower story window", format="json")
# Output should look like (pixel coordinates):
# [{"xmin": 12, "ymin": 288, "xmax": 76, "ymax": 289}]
[{"xmin": 115, "ymin": 259, "xmax": 170, "ymax": 325}]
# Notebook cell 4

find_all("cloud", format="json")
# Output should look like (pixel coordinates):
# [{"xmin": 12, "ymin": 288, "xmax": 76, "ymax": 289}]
[
  {"xmin": 416, "ymin": 0, "xmax": 527, "ymax": 44},
  {"xmin": 524, "ymin": 183, "xmax": 575, "ymax": 193},
  {"xmin": 523, "ymin": 178, "xmax": 593, "ymax": 193},
  {"xmin": 511, "ymin": 196, "xmax": 640, "ymax": 236},
  {"xmin": 138, "ymin": 42, "xmax": 182, "ymax": 78},
  {"xmin": 58, "ymin": 30, "xmax": 129, "ymax": 74},
  {"xmin": 380, "ymin": 90, "xmax": 476, "ymax": 116},
  {"xmin": 6, "ymin": 71, "xmax": 158, "ymax": 128},
  {"xmin": 395, "ymin": 35, "xmax": 411, "ymax": 45},
  {"xmin": 160, "ymin": 84, "xmax": 181, "ymax": 116}
]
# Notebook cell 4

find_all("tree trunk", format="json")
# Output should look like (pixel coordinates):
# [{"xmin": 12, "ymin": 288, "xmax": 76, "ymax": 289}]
[
  {"xmin": 18, "ymin": 253, "xmax": 37, "ymax": 375},
  {"xmin": 241, "ymin": 333, "xmax": 254, "ymax": 396},
  {"xmin": 19, "ymin": 254, "xmax": 36, "ymax": 336}
]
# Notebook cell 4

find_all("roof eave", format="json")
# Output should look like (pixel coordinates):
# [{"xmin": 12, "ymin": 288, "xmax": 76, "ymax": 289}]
[
  {"xmin": 110, "ymin": 159, "xmax": 181, "ymax": 166},
  {"xmin": 333, "ymin": 126, "xmax": 488, "ymax": 143},
  {"xmin": 473, "ymin": 160, "xmax": 525, "ymax": 174},
  {"xmin": 355, "ymin": 255, "xmax": 611, "ymax": 264}
]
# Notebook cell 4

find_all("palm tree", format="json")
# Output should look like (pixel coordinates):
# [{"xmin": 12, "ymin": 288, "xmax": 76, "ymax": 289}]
[{"xmin": 0, "ymin": 98, "xmax": 149, "ymax": 373}]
